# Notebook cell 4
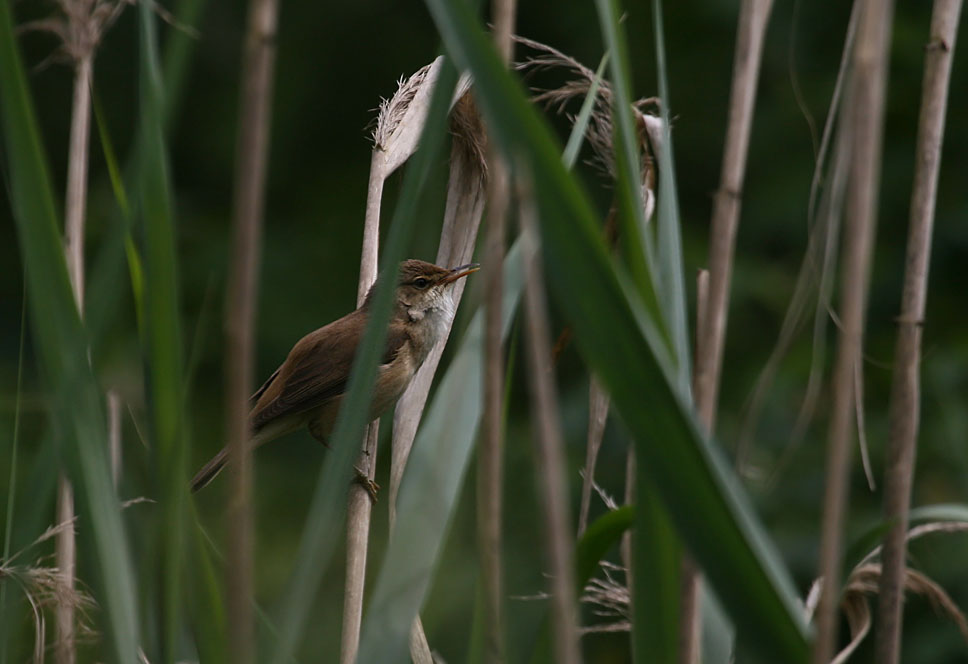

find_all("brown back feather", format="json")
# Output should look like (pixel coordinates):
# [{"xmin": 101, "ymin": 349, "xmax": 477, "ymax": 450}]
[{"xmin": 250, "ymin": 310, "xmax": 409, "ymax": 432}]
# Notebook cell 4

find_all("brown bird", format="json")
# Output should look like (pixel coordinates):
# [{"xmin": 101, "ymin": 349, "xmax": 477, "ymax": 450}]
[{"xmin": 190, "ymin": 259, "xmax": 479, "ymax": 492}]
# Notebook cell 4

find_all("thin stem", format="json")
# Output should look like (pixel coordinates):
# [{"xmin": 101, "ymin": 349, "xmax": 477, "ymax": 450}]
[
  {"xmin": 686, "ymin": 1, "xmax": 773, "ymax": 661},
  {"xmin": 479, "ymin": 2, "xmax": 516, "ymax": 660},
  {"xmin": 56, "ymin": 50, "xmax": 94, "ymax": 664},
  {"xmin": 225, "ymin": 0, "xmax": 279, "ymax": 659},
  {"xmin": 64, "ymin": 55, "xmax": 92, "ymax": 312},
  {"xmin": 695, "ymin": 0, "xmax": 774, "ymax": 434},
  {"xmin": 813, "ymin": 0, "xmax": 895, "ymax": 661},
  {"xmin": 875, "ymin": 1, "xmax": 962, "ymax": 662},
  {"xmin": 340, "ymin": 118, "xmax": 388, "ymax": 664},
  {"xmin": 521, "ymin": 203, "xmax": 581, "ymax": 664},
  {"xmin": 341, "ymin": 423, "xmax": 379, "ymax": 664},
  {"xmin": 55, "ymin": 480, "xmax": 76, "ymax": 664},
  {"xmin": 480, "ymin": 158, "xmax": 510, "ymax": 663},
  {"xmin": 680, "ymin": 268, "xmax": 709, "ymax": 664}
]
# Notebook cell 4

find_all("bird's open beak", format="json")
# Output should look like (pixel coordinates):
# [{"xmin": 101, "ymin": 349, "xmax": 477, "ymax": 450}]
[{"xmin": 442, "ymin": 263, "xmax": 480, "ymax": 284}]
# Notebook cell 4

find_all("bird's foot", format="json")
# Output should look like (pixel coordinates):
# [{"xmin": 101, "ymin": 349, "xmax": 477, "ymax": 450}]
[{"xmin": 353, "ymin": 467, "xmax": 380, "ymax": 502}]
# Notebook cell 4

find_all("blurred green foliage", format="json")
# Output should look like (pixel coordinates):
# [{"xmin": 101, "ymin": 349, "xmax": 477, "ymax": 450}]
[{"xmin": 2, "ymin": 1, "xmax": 967, "ymax": 662}]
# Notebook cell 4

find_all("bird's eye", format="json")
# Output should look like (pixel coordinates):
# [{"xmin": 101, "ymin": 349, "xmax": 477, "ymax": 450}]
[{"xmin": 413, "ymin": 277, "xmax": 430, "ymax": 289}]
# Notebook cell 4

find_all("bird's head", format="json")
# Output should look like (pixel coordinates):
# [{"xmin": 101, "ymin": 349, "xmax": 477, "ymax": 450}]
[{"xmin": 393, "ymin": 259, "xmax": 479, "ymax": 323}]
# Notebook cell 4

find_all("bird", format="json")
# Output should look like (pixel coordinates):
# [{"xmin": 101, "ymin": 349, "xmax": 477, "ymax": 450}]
[{"xmin": 190, "ymin": 259, "xmax": 479, "ymax": 492}]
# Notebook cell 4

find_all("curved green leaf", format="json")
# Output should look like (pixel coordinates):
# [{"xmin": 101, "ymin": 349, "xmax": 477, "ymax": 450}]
[{"xmin": 576, "ymin": 505, "xmax": 635, "ymax": 587}]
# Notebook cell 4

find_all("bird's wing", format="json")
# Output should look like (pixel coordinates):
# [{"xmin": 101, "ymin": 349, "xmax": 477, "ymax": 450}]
[
  {"xmin": 250, "ymin": 367, "xmax": 280, "ymax": 405},
  {"xmin": 250, "ymin": 319, "xmax": 409, "ymax": 432}
]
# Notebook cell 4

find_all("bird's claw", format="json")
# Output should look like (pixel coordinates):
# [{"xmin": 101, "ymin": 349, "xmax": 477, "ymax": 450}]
[{"xmin": 354, "ymin": 466, "xmax": 380, "ymax": 502}]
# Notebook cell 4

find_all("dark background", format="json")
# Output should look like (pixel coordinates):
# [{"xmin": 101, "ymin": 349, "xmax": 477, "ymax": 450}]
[{"xmin": 2, "ymin": 1, "xmax": 967, "ymax": 661}]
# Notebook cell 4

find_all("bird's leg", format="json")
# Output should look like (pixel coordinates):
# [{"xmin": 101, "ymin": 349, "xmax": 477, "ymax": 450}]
[{"xmin": 353, "ymin": 467, "xmax": 380, "ymax": 502}]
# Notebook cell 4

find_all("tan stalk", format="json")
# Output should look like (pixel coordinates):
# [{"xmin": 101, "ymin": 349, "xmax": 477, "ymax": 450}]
[
  {"xmin": 340, "ymin": 58, "xmax": 465, "ymax": 664},
  {"xmin": 521, "ymin": 197, "xmax": 581, "ymax": 664},
  {"xmin": 813, "ymin": 0, "xmax": 895, "ymax": 660},
  {"xmin": 54, "ymin": 480, "xmax": 75, "ymax": 664},
  {"xmin": 58, "ymin": 15, "xmax": 95, "ymax": 662},
  {"xmin": 685, "ymin": 1, "xmax": 774, "ymax": 661},
  {"xmin": 476, "ymin": 3, "xmax": 516, "ymax": 660},
  {"xmin": 224, "ymin": 0, "xmax": 279, "ymax": 660},
  {"xmin": 803, "ymin": 518, "xmax": 968, "ymax": 664},
  {"xmin": 875, "ymin": 1, "xmax": 962, "ymax": 661},
  {"xmin": 678, "ymin": 269, "xmax": 709, "ymax": 663}
]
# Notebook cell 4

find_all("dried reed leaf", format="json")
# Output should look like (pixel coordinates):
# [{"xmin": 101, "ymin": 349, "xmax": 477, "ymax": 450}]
[
  {"xmin": 832, "ymin": 564, "xmax": 968, "ymax": 664},
  {"xmin": 514, "ymin": 34, "xmax": 660, "ymax": 199},
  {"xmin": 571, "ymin": 559, "xmax": 637, "ymax": 636},
  {"xmin": 0, "ymin": 559, "xmax": 97, "ymax": 662},
  {"xmin": 372, "ymin": 58, "xmax": 474, "ymax": 176},
  {"xmin": 860, "ymin": 520, "xmax": 968, "ymax": 567},
  {"xmin": 803, "ymin": 521, "xmax": 968, "ymax": 663}
]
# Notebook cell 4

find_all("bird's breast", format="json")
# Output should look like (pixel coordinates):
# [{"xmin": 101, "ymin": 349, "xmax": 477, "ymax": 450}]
[{"xmin": 371, "ymin": 342, "xmax": 419, "ymax": 415}]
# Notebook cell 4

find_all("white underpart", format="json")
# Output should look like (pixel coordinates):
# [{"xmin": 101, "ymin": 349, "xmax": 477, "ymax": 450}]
[{"xmin": 407, "ymin": 286, "xmax": 455, "ymax": 345}]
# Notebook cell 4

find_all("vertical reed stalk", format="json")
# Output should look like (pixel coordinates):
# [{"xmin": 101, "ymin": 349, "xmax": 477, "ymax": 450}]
[
  {"xmin": 225, "ymin": 0, "xmax": 279, "ymax": 660},
  {"xmin": 54, "ymin": 481, "xmax": 76, "ymax": 664},
  {"xmin": 686, "ymin": 2, "xmax": 773, "ymax": 661},
  {"xmin": 341, "ymin": 59, "xmax": 450, "ymax": 664},
  {"xmin": 521, "ymin": 200, "xmax": 581, "ymax": 664},
  {"xmin": 64, "ymin": 53, "xmax": 92, "ymax": 311},
  {"xmin": 340, "ymin": 148, "xmax": 385, "ymax": 664},
  {"xmin": 679, "ymin": 269, "xmax": 709, "ymax": 663},
  {"xmin": 479, "ymin": 163, "xmax": 508, "ymax": 662},
  {"xmin": 57, "ymin": 45, "xmax": 94, "ymax": 664},
  {"xmin": 480, "ymin": 2, "xmax": 516, "ymax": 660},
  {"xmin": 813, "ymin": 1, "xmax": 894, "ymax": 661},
  {"xmin": 874, "ymin": 1, "xmax": 962, "ymax": 661}
]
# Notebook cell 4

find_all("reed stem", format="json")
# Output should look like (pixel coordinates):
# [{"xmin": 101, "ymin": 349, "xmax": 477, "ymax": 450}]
[{"xmin": 874, "ymin": 1, "xmax": 962, "ymax": 661}]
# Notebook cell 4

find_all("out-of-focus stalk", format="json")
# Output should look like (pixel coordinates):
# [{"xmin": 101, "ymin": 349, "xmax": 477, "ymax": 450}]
[
  {"xmin": 521, "ymin": 197, "xmax": 581, "ymax": 664},
  {"xmin": 478, "ymin": 2, "xmax": 516, "ymax": 661},
  {"xmin": 875, "ymin": 1, "xmax": 962, "ymax": 662},
  {"xmin": 57, "ymin": 45, "xmax": 94, "ymax": 664},
  {"xmin": 685, "ymin": 1, "xmax": 773, "ymax": 661},
  {"xmin": 224, "ymin": 0, "xmax": 280, "ymax": 660},
  {"xmin": 813, "ymin": 0, "xmax": 895, "ymax": 661}
]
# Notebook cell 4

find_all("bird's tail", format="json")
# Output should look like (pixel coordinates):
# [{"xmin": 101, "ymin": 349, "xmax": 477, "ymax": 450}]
[{"xmin": 190, "ymin": 447, "xmax": 229, "ymax": 493}]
